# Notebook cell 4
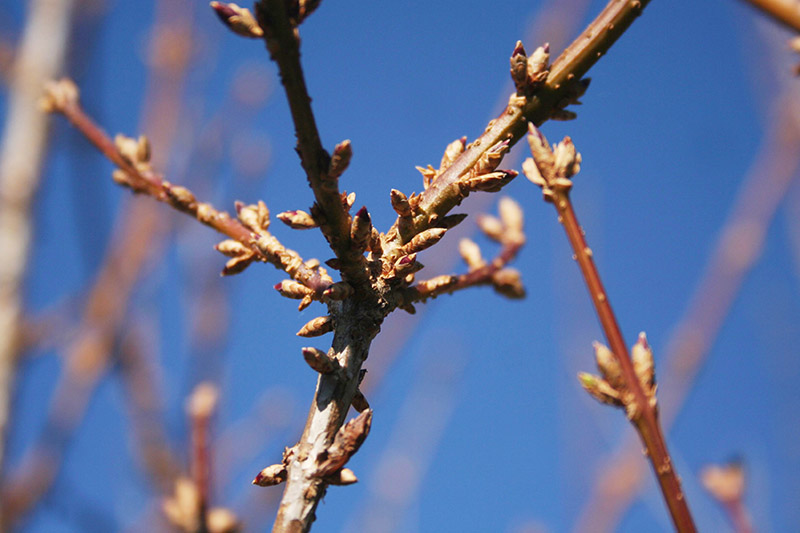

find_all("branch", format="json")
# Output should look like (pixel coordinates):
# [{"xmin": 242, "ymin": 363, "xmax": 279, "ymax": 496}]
[
  {"xmin": 0, "ymin": 0, "xmax": 75, "ymax": 490},
  {"xmin": 522, "ymin": 125, "xmax": 697, "ymax": 532},
  {"xmin": 254, "ymin": 0, "xmax": 369, "ymax": 289},
  {"xmin": 42, "ymin": 81, "xmax": 331, "ymax": 294},
  {"xmin": 739, "ymin": 0, "xmax": 800, "ymax": 32}
]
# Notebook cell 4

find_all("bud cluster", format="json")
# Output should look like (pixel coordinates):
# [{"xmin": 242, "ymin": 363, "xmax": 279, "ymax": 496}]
[
  {"xmin": 522, "ymin": 124, "xmax": 582, "ymax": 203},
  {"xmin": 509, "ymin": 41, "xmax": 550, "ymax": 97}
]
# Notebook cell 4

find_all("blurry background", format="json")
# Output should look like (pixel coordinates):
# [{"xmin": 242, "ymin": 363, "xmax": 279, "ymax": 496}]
[{"xmin": 0, "ymin": 0, "xmax": 798, "ymax": 531}]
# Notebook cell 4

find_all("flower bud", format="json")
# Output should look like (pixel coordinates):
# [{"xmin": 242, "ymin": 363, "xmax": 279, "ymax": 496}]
[{"xmin": 296, "ymin": 316, "xmax": 333, "ymax": 337}]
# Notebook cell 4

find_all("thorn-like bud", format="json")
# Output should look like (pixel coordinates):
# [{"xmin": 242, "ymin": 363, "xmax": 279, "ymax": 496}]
[
  {"xmin": 275, "ymin": 280, "xmax": 314, "ymax": 299},
  {"xmin": 459, "ymin": 238, "xmax": 484, "ymax": 269},
  {"xmin": 402, "ymin": 227, "xmax": 447, "ymax": 255},
  {"xmin": 632, "ymin": 332, "xmax": 656, "ymax": 395},
  {"xmin": 593, "ymin": 341, "xmax": 623, "ymax": 389},
  {"xmin": 491, "ymin": 268, "xmax": 525, "ymax": 299},
  {"xmin": 439, "ymin": 136, "xmax": 466, "ymax": 172},
  {"xmin": 436, "ymin": 213, "xmax": 468, "ymax": 230},
  {"xmin": 390, "ymin": 189, "xmax": 412, "ymax": 218},
  {"xmin": 351, "ymin": 206, "xmax": 372, "ymax": 252},
  {"xmin": 323, "ymin": 282, "xmax": 354, "ymax": 301},
  {"xmin": 315, "ymin": 410, "xmax": 373, "ymax": 478},
  {"xmin": 298, "ymin": 295, "xmax": 313, "ymax": 311},
  {"xmin": 297, "ymin": 316, "xmax": 333, "ymax": 337},
  {"xmin": 210, "ymin": 2, "xmax": 264, "ymax": 38},
  {"xmin": 329, "ymin": 140, "xmax": 352, "ymax": 179},
  {"xmin": 277, "ymin": 209, "xmax": 318, "ymax": 229},
  {"xmin": 302, "ymin": 347, "xmax": 338, "ymax": 374},
  {"xmin": 222, "ymin": 254, "xmax": 255, "ymax": 276},
  {"xmin": 351, "ymin": 389, "xmax": 369, "ymax": 412},
  {"xmin": 461, "ymin": 170, "xmax": 517, "ymax": 193},
  {"xmin": 578, "ymin": 372, "xmax": 623, "ymax": 407},
  {"xmin": 237, "ymin": 201, "xmax": 270, "ymax": 233},
  {"xmin": 477, "ymin": 214, "xmax": 504, "ymax": 242},
  {"xmin": 215, "ymin": 239, "xmax": 249, "ymax": 257},
  {"xmin": 325, "ymin": 468, "xmax": 358, "ymax": 486},
  {"xmin": 550, "ymin": 109, "xmax": 578, "ymax": 121},
  {"xmin": 40, "ymin": 78, "xmax": 79, "ymax": 113},
  {"xmin": 253, "ymin": 464, "xmax": 287, "ymax": 486}
]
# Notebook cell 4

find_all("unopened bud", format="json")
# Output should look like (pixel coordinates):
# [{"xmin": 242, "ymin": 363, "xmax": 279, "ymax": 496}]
[
  {"xmin": 323, "ymin": 282, "xmax": 354, "ymax": 301},
  {"xmin": 297, "ymin": 316, "xmax": 333, "ymax": 337},
  {"xmin": 394, "ymin": 253, "xmax": 423, "ymax": 277},
  {"xmin": 351, "ymin": 389, "xmax": 369, "ymax": 412},
  {"xmin": 491, "ymin": 268, "xmax": 525, "ymax": 299},
  {"xmin": 402, "ymin": 228, "xmax": 447, "ymax": 255},
  {"xmin": 440, "ymin": 136, "xmax": 466, "ymax": 172},
  {"xmin": 326, "ymin": 468, "xmax": 358, "ymax": 485},
  {"xmin": 277, "ymin": 209, "xmax": 318, "ymax": 229},
  {"xmin": 416, "ymin": 274, "xmax": 457, "ymax": 294},
  {"xmin": 498, "ymin": 197, "xmax": 523, "ymax": 236},
  {"xmin": 40, "ymin": 78, "xmax": 79, "ymax": 112},
  {"xmin": 593, "ymin": 342, "xmax": 623, "ymax": 389},
  {"xmin": 578, "ymin": 372, "xmax": 623, "ymax": 407},
  {"xmin": 459, "ymin": 238, "xmax": 484, "ymax": 269},
  {"xmin": 390, "ymin": 189, "xmax": 412, "ymax": 218},
  {"xmin": 553, "ymin": 137, "xmax": 581, "ymax": 178},
  {"xmin": 222, "ymin": 254, "xmax": 255, "ymax": 276},
  {"xmin": 166, "ymin": 185, "xmax": 195, "ymax": 206},
  {"xmin": 216, "ymin": 239, "xmax": 249, "ymax": 257},
  {"xmin": 351, "ymin": 206, "xmax": 372, "ymax": 251},
  {"xmin": 253, "ymin": 464, "xmax": 287, "ymax": 486},
  {"xmin": 526, "ymin": 43, "xmax": 550, "ymax": 84},
  {"xmin": 302, "ymin": 347, "xmax": 338, "ymax": 374},
  {"xmin": 329, "ymin": 140, "xmax": 352, "ymax": 179},
  {"xmin": 237, "ymin": 201, "xmax": 270, "ymax": 232},
  {"xmin": 477, "ymin": 214, "xmax": 504, "ymax": 242},
  {"xmin": 631, "ymin": 332, "xmax": 655, "ymax": 394},
  {"xmin": 210, "ymin": 1, "xmax": 264, "ymax": 38},
  {"xmin": 274, "ymin": 280, "xmax": 314, "ymax": 299}
]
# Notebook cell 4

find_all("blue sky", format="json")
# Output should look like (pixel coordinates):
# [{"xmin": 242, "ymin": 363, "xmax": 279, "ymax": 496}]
[{"xmin": 2, "ymin": 0, "xmax": 799, "ymax": 531}]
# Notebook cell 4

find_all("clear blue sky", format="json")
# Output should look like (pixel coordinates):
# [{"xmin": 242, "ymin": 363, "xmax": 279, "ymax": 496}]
[{"xmin": 2, "ymin": 0, "xmax": 799, "ymax": 531}]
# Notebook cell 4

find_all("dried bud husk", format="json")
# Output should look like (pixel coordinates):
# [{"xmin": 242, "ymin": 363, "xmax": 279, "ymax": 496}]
[
  {"xmin": 40, "ymin": 78, "xmax": 80, "ymax": 112},
  {"xmin": 471, "ymin": 140, "xmax": 509, "ymax": 177},
  {"xmin": 491, "ymin": 268, "xmax": 525, "ymax": 299},
  {"xmin": 351, "ymin": 206, "xmax": 372, "ymax": 252},
  {"xmin": 210, "ymin": 2, "xmax": 264, "ymax": 38},
  {"xmin": 315, "ymin": 410, "xmax": 372, "ymax": 478},
  {"xmin": 323, "ymin": 282, "xmax": 354, "ymax": 301},
  {"xmin": 631, "ymin": 332, "xmax": 656, "ymax": 395},
  {"xmin": 461, "ymin": 170, "xmax": 516, "ymax": 193},
  {"xmin": 593, "ymin": 342, "xmax": 623, "ymax": 389},
  {"xmin": 302, "ymin": 347, "xmax": 338, "ymax": 374},
  {"xmin": 325, "ymin": 468, "xmax": 358, "ymax": 486},
  {"xmin": 275, "ymin": 280, "xmax": 314, "ymax": 299},
  {"xmin": 222, "ymin": 254, "xmax": 255, "ymax": 276},
  {"xmin": 297, "ymin": 316, "xmax": 333, "ymax": 337},
  {"xmin": 578, "ymin": 372, "xmax": 623, "ymax": 407},
  {"xmin": 390, "ymin": 189, "xmax": 412, "ymax": 218},
  {"xmin": 459, "ymin": 238, "xmax": 484, "ymax": 269},
  {"xmin": 329, "ymin": 140, "xmax": 352, "ymax": 179},
  {"xmin": 416, "ymin": 165, "xmax": 437, "ymax": 189},
  {"xmin": 402, "ymin": 228, "xmax": 447, "ymax": 255},
  {"xmin": 277, "ymin": 209, "xmax": 318, "ymax": 229},
  {"xmin": 253, "ymin": 464, "xmax": 287, "ymax": 487}
]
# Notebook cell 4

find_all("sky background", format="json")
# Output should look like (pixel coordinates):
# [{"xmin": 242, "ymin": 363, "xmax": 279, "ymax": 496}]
[{"xmin": 2, "ymin": 0, "xmax": 800, "ymax": 531}]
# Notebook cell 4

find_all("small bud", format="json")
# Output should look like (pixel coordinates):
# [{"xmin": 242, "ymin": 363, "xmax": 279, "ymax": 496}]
[
  {"xmin": 477, "ymin": 214, "xmax": 504, "ymax": 242},
  {"xmin": 526, "ymin": 123, "xmax": 553, "ymax": 163},
  {"xmin": 297, "ymin": 316, "xmax": 333, "ymax": 337},
  {"xmin": 461, "ymin": 170, "xmax": 516, "ymax": 193},
  {"xmin": 210, "ymin": 1, "xmax": 264, "ymax": 38},
  {"xmin": 491, "ymin": 268, "xmax": 525, "ymax": 299},
  {"xmin": 136, "ymin": 135, "xmax": 151, "ymax": 163},
  {"xmin": 593, "ymin": 342, "xmax": 623, "ymax": 389},
  {"xmin": 329, "ymin": 140, "xmax": 352, "ymax": 179},
  {"xmin": 207, "ymin": 508, "xmax": 240, "ymax": 533},
  {"xmin": 215, "ymin": 239, "xmax": 248, "ymax": 257},
  {"xmin": 459, "ymin": 238, "xmax": 484, "ymax": 269},
  {"xmin": 325, "ymin": 468, "xmax": 358, "ymax": 485},
  {"xmin": 550, "ymin": 109, "xmax": 578, "ymax": 121},
  {"xmin": 701, "ymin": 462, "xmax": 745, "ymax": 504},
  {"xmin": 115, "ymin": 134, "xmax": 141, "ymax": 166},
  {"xmin": 351, "ymin": 206, "xmax": 372, "ymax": 252},
  {"xmin": 275, "ymin": 280, "xmax": 314, "ymax": 299},
  {"xmin": 390, "ymin": 189, "xmax": 412, "ymax": 218},
  {"xmin": 368, "ymin": 228, "xmax": 383, "ymax": 256},
  {"xmin": 166, "ymin": 185, "xmax": 195, "ymax": 206},
  {"xmin": 472, "ymin": 140, "xmax": 509, "ymax": 176},
  {"xmin": 510, "ymin": 40, "xmax": 529, "ymax": 94},
  {"xmin": 315, "ymin": 410, "xmax": 372, "ymax": 478},
  {"xmin": 344, "ymin": 192, "xmax": 356, "ymax": 210},
  {"xmin": 402, "ymin": 227, "xmax": 447, "ymax": 255},
  {"xmin": 323, "ymin": 282, "xmax": 354, "ymax": 301},
  {"xmin": 196, "ymin": 203, "xmax": 216, "ymax": 224},
  {"xmin": 222, "ymin": 254, "xmax": 255, "ymax": 276},
  {"xmin": 298, "ymin": 294, "xmax": 313, "ymax": 311},
  {"xmin": 526, "ymin": 43, "xmax": 550, "ymax": 84},
  {"xmin": 277, "ymin": 209, "xmax": 318, "ymax": 229},
  {"xmin": 302, "ymin": 347, "xmax": 338, "ymax": 374},
  {"xmin": 112, "ymin": 169, "xmax": 132, "ymax": 188},
  {"xmin": 631, "ymin": 332, "xmax": 656, "ymax": 394},
  {"xmin": 40, "ymin": 78, "xmax": 79, "ymax": 113},
  {"xmin": 522, "ymin": 157, "xmax": 546, "ymax": 187},
  {"xmin": 498, "ymin": 197, "xmax": 524, "ymax": 235},
  {"xmin": 237, "ymin": 201, "xmax": 270, "ymax": 233},
  {"xmin": 393, "ymin": 253, "xmax": 423, "ymax": 277},
  {"xmin": 553, "ymin": 137, "xmax": 581, "ymax": 178},
  {"xmin": 416, "ymin": 274, "xmax": 457, "ymax": 294},
  {"xmin": 439, "ymin": 136, "xmax": 466, "ymax": 172},
  {"xmin": 253, "ymin": 464, "xmax": 287, "ymax": 486},
  {"xmin": 416, "ymin": 165, "xmax": 437, "ymax": 189},
  {"xmin": 578, "ymin": 372, "xmax": 623, "ymax": 407}
]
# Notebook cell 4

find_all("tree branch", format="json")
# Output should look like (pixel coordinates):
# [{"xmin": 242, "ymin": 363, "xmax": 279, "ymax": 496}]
[{"xmin": 739, "ymin": 0, "xmax": 800, "ymax": 32}]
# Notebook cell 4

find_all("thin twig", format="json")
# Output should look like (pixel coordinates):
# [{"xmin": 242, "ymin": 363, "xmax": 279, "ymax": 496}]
[{"xmin": 522, "ymin": 125, "xmax": 696, "ymax": 532}]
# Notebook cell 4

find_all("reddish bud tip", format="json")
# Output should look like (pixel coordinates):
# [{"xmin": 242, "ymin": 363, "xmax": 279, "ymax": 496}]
[{"xmin": 356, "ymin": 206, "xmax": 369, "ymax": 220}]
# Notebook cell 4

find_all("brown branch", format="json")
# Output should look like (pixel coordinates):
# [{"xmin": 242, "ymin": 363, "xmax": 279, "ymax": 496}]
[
  {"xmin": 254, "ymin": 0, "xmax": 369, "ymax": 289},
  {"xmin": 0, "ymin": 0, "xmax": 75, "ymax": 492},
  {"xmin": 739, "ymin": 0, "xmax": 800, "ymax": 32},
  {"xmin": 43, "ymin": 83, "xmax": 330, "ymax": 293},
  {"xmin": 573, "ymin": 89, "xmax": 800, "ymax": 533},
  {"xmin": 522, "ymin": 125, "xmax": 697, "ymax": 533}
]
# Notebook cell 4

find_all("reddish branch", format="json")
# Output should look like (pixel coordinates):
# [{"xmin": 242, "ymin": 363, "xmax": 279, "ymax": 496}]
[{"xmin": 522, "ymin": 125, "xmax": 696, "ymax": 533}]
